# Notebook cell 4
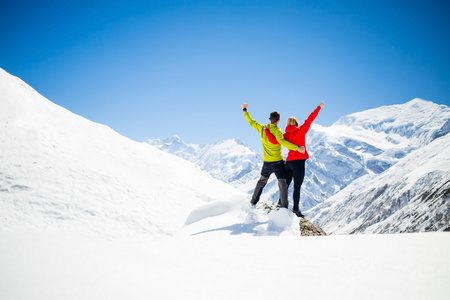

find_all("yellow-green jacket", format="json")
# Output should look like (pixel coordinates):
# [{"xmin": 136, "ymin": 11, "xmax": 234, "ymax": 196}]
[{"xmin": 244, "ymin": 111, "xmax": 298, "ymax": 162}]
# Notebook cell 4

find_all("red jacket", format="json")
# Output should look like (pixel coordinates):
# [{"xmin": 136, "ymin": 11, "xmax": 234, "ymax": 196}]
[{"xmin": 264, "ymin": 106, "xmax": 321, "ymax": 161}]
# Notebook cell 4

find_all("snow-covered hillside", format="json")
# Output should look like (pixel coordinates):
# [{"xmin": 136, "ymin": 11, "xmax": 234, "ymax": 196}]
[
  {"xmin": 0, "ymin": 68, "xmax": 243, "ymax": 237},
  {"xmin": 307, "ymin": 132, "xmax": 450, "ymax": 234}
]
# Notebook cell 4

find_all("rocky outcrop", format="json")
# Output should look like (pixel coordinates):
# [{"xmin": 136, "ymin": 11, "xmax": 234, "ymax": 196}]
[{"xmin": 300, "ymin": 219, "xmax": 327, "ymax": 236}]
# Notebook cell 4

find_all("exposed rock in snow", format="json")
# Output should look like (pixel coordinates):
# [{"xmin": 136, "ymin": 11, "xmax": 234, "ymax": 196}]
[{"xmin": 300, "ymin": 219, "xmax": 327, "ymax": 236}]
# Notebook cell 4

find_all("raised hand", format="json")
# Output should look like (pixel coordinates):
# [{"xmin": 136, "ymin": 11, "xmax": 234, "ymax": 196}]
[
  {"xmin": 320, "ymin": 102, "xmax": 325, "ymax": 108},
  {"xmin": 242, "ymin": 103, "xmax": 248, "ymax": 109}
]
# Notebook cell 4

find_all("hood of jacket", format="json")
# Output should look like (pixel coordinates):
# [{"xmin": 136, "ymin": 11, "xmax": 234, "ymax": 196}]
[{"xmin": 285, "ymin": 125, "xmax": 299, "ymax": 134}]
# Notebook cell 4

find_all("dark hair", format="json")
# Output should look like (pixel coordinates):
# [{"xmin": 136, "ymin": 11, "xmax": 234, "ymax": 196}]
[{"xmin": 269, "ymin": 111, "xmax": 280, "ymax": 123}]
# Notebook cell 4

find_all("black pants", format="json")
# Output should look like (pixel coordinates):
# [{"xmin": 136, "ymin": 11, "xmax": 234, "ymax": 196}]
[
  {"xmin": 285, "ymin": 159, "xmax": 306, "ymax": 211},
  {"xmin": 251, "ymin": 160, "xmax": 289, "ymax": 208}
]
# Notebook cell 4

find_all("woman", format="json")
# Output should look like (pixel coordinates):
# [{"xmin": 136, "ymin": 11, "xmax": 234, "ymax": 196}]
[{"xmin": 264, "ymin": 102, "xmax": 324, "ymax": 217}]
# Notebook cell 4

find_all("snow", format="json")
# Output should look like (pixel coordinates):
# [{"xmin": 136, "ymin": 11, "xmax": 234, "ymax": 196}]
[
  {"xmin": 1, "ymin": 68, "xmax": 450, "ymax": 299},
  {"xmin": 1, "ymin": 232, "xmax": 449, "ymax": 300},
  {"xmin": 184, "ymin": 196, "xmax": 242, "ymax": 226}
]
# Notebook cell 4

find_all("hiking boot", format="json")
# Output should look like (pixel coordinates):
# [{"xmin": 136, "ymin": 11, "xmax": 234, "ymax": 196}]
[{"xmin": 293, "ymin": 209, "xmax": 305, "ymax": 218}]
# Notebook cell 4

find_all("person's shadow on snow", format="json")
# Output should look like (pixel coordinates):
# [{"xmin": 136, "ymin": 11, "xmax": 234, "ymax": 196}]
[
  {"xmin": 190, "ymin": 208, "xmax": 294, "ymax": 236},
  {"xmin": 191, "ymin": 221, "xmax": 269, "ymax": 236}
]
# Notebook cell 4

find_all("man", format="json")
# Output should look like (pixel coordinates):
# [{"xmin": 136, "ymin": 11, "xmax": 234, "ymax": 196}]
[{"xmin": 242, "ymin": 103, "xmax": 305, "ymax": 208}]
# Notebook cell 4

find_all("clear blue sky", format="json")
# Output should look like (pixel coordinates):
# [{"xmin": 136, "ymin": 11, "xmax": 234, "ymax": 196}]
[{"xmin": 1, "ymin": 0, "xmax": 449, "ymax": 152}]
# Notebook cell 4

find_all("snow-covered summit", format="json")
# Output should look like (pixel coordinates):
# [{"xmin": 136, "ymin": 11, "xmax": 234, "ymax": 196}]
[
  {"xmin": 146, "ymin": 135, "xmax": 198, "ymax": 160},
  {"xmin": 334, "ymin": 98, "xmax": 449, "ymax": 143}
]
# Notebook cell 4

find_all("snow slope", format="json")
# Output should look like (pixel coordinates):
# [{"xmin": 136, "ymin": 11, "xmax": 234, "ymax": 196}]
[
  {"xmin": 0, "ymin": 67, "xmax": 243, "ymax": 237},
  {"xmin": 307, "ymin": 132, "xmax": 450, "ymax": 234},
  {"xmin": 1, "ymin": 68, "xmax": 449, "ymax": 300}
]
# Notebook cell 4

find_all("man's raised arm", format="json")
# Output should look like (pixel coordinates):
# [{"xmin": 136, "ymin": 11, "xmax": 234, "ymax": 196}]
[{"xmin": 242, "ymin": 103, "xmax": 263, "ymax": 133}]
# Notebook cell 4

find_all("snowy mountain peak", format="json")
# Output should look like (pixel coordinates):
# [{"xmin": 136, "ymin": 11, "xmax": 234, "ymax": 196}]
[
  {"xmin": 231, "ymin": 138, "xmax": 249, "ymax": 147},
  {"xmin": 335, "ymin": 98, "xmax": 446, "ymax": 126},
  {"xmin": 165, "ymin": 134, "xmax": 183, "ymax": 143},
  {"xmin": 146, "ymin": 135, "xmax": 184, "ymax": 145},
  {"xmin": 407, "ymin": 97, "xmax": 434, "ymax": 105},
  {"xmin": 333, "ymin": 98, "xmax": 449, "ymax": 145},
  {"xmin": 205, "ymin": 138, "xmax": 255, "ymax": 153}
]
